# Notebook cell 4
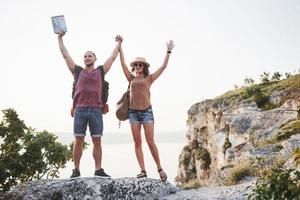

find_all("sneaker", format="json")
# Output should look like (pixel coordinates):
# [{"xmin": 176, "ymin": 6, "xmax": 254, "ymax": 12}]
[
  {"xmin": 94, "ymin": 168, "xmax": 111, "ymax": 178},
  {"xmin": 70, "ymin": 168, "xmax": 80, "ymax": 178}
]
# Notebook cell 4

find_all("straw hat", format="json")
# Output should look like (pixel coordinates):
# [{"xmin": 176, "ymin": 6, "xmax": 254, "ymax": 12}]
[{"xmin": 130, "ymin": 57, "xmax": 150, "ymax": 68}]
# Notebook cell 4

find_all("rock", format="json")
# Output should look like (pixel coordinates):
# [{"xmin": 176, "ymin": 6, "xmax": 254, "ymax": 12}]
[
  {"xmin": 163, "ymin": 180, "xmax": 254, "ymax": 200},
  {"xmin": 4, "ymin": 177, "xmax": 177, "ymax": 200},
  {"xmin": 176, "ymin": 78, "xmax": 300, "ymax": 186}
]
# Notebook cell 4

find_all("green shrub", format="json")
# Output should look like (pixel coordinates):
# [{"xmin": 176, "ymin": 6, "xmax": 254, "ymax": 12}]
[
  {"xmin": 0, "ymin": 108, "xmax": 72, "ymax": 192},
  {"xmin": 193, "ymin": 147, "xmax": 211, "ymax": 170},
  {"xmin": 242, "ymin": 85, "xmax": 261, "ymax": 99},
  {"xmin": 180, "ymin": 145, "xmax": 191, "ymax": 168},
  {"xmin": 248, "ymin": 168, "xmax": 300, "ymax": 200}
]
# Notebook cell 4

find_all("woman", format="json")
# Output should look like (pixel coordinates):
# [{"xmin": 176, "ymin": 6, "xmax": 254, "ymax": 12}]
[{"xmin": 118, "ymin": 39, "xmax": 174, "ymax": 181}]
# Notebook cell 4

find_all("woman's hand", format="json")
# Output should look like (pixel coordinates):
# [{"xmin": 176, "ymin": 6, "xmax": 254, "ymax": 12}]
[
  {"xmin": 166, "ymin": 40, "xmax": 175, "ymax": 52},
  {"xmin": 115, "ymin": 35, "xmax": 123, "ymax": 45}
]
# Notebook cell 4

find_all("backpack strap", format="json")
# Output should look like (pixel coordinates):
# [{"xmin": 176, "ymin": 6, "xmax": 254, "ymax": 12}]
[
  {"xmin": 97, "ymin": 65, "xmax": 105, "ymax": 83},
  {"xmin": 72, "ymin": 65, "xmax": 83, "ymax": 99},
  {"xmin": 97, "ymin": 65, "xmax": 109, "ymax": 104}
]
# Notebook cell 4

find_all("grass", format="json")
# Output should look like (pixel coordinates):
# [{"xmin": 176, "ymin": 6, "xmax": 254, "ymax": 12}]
[
  {"xmin": 293, "ymin": 148, "xmax": 300, "ymax": 165},
  {"xmin": 253, "ymin": 120, "xmax": 300, "ymax": 147},
  {"xmin": 214, "ymin": 74, "xmax": 300, "ymax": 110},
  {"xmin": 181, "ymin": 179, "xmax": 202, "ymax": 189},
  {"xmin": 225, "ymin": 159, "xmax": 252, "ymax": 185}
]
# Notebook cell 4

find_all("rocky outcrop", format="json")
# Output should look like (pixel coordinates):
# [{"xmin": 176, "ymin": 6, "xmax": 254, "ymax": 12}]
[
  {"xmin": 176, "ymin": 77, "xmax": 300, "ymax": 186},
  {"xmin": 4, "ymin": 177, "xmax": 177, "ymax": 200}
]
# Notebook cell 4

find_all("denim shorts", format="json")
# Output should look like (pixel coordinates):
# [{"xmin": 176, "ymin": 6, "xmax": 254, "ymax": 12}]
[
  {"xmin": 128, "ymin": 107, "xmax": 154, "ymax": 124},
  {"xmin": 74, "ymin": 107, "xmax": 103, "ymax": 137}
]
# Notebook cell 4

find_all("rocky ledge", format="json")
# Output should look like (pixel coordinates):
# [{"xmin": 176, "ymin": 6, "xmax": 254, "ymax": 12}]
[
  {"xmin": 3, "ymin": 177, "xmax": 255, "ymax": 200},
  {"xmin": 4, "ymin": 177, "xmax": 177, "ymax": 200}
]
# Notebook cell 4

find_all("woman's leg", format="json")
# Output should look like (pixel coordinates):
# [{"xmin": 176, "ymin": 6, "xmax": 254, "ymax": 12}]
[
  {"xmin": 143, "ymin": 123, "xmax": 162, "ymax": 170},
  {"xmin": 131, "ymin": 123, "xmax": 146, "ymax": 172}
]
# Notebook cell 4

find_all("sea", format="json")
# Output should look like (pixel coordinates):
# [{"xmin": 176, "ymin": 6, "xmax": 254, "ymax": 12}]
[{"xmin": 56, "ymin": 131, "xmax": 186, "ymax": 184}]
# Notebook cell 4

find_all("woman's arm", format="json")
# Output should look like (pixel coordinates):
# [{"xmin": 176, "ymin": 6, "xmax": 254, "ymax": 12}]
[
  {"xmin": 119, "ymin": 44, "xmax": 132, "ymax": 81},
  {"xmin": 151, "ymin": 40, "xmax": 175, "ymax": 82},
  {"xmin": 58, "ymin": 32, "xmax": 76, "ymax": 74}
]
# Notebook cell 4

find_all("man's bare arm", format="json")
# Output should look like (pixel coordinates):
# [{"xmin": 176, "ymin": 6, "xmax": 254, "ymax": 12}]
[{"xmin": 58, "ymin": 32, "xmax": 76, "ymax": 74}]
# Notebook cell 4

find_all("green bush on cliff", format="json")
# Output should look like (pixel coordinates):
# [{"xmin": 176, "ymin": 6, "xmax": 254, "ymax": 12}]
[
  {"xmin": 180, "ymin": 145, "xmax": 192, "ymax": 168},
  {"xmin": 193, "ymin": 147, "xmax": 211, "ymax": 170},
  {"xmin": 276, "ymin": 120, "xmax": 300, "ymax": 141},
  {"xmin": 248, "ymin": 168, "xmax": 300, "ymax": 200},
  {"xmin": 215, "ymin": 74, "xmax": 300, "ymax": 110},
  {"xmin": 0, "ymin": 108, "xmax": 73, "ymax": 192}
]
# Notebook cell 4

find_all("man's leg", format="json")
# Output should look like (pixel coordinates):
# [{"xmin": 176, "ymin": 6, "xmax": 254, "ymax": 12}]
[
  {"xmin": 92, "ymin": 137, "xmax": 102, "ymax": 171},
  {"xmin": 73, "ymin": 136, "xmax": 85, "ymax": 170}
]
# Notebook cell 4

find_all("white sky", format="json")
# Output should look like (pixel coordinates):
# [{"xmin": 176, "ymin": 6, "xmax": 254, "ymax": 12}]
[{"xmin": 1, "ymin": 0, "xmax": 300, "ymax": 134}]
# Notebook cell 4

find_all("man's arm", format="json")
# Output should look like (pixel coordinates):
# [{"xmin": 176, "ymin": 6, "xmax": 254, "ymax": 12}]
[
  {"xmin": 103, "ymin": 35, "xmax": 122, "ymax": 74},
  {"xmin": 58, "ymin": 32, "xmax": 76, "ymax": 74}
]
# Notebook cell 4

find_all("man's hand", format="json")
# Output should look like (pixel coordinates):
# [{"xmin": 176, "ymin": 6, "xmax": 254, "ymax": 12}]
[
  {"xmin": 58, "ymin": 32, "xmax": 65, "ymax": 39},
  {"xmin": 115, "ymin": 35, "xmax": 123, "ymax": 46}
]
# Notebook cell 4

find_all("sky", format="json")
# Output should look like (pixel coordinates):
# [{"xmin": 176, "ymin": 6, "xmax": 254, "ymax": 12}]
[{"xmin": 1, "ymin": 0, "xmax": 300, "ymax": 134}]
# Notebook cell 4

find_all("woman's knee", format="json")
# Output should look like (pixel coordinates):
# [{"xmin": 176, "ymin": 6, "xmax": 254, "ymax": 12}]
[{"xmin": 134, "ymin": 140, "xmax": 142, "ymax": 148}]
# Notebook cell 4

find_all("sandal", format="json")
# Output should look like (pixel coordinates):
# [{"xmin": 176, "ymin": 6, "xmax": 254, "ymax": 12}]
[
  {"xmin": 137, "ymin": 170, "xmax": 147, "ymax": 178},
  {"xmin": 158, "ymin": 168, "xmax": 167, "ymax": 182}
]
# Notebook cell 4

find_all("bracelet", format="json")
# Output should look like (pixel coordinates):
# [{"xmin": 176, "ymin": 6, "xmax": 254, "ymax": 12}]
[{"xmin": 167, "ymin": 51, "xmax": 172, "ymax": 54}]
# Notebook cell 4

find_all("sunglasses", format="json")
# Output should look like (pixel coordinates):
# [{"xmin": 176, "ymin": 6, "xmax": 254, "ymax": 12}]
[{"xmin": 133, "ymin": 63, "xmax": 144, "ymax": 68}]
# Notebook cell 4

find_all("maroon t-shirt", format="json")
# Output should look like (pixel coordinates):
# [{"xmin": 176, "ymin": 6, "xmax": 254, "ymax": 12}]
[{"xmin": 73, "ymin": 66, "xmax": 103, "ymax": 108}]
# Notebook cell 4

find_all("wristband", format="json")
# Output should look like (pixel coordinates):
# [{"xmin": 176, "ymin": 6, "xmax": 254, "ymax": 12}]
[{"xmin": 167, "ymin": 51, "xmax": 172, "ymax": 54}]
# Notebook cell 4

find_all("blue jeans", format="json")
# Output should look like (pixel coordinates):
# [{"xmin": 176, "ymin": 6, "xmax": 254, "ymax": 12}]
[
  {"xmin": 74, "ymin": 107, "xmax": 103, "ymax": 137},
  {"xmin": 128, "ymin": 107, "xmax": 154, "ymax": 124}
]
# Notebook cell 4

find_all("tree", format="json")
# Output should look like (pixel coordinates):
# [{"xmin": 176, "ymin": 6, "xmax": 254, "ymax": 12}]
[
  {"xmin": 0, "ymin": 108, "xmax": 72, "ymax": 192},
  {"xmin": 271, "ymin": 72, "xmax": 282, "ymax": 81},
  {"xmin": 260, "ymin": 72, "xmax": 270, "ymax": 84}
]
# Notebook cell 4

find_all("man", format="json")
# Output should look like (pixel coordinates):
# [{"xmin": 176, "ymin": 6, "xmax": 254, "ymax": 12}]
[{"xmin": 58, "ymin": 32, "xmax": 122, "ymax": 178}]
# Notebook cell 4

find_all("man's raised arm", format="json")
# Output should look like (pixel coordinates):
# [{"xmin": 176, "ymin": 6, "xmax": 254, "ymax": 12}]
[
  {"xmin": 103, "ymin": 35, "xmax": 122, "ymax": 74},
  {"xmin": 58, "ymin": 32, "xmax": 76, "ymax": 74}
]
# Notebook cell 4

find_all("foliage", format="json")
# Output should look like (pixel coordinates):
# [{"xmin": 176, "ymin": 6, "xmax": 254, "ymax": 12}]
[
  {"xmin": 285, "ymin": 72, "xmax": 292, "ymax": 79},
  {"xmin": 193, "ymin": 147, "xmax": 211, "ymax": 170},
  {"xmin": 276, "ymin": 120, "xmax": 300, "ymax": 141},
  {"xmin": 179, "ymin": 145, "xmax": 192, "ymax": 168},
  {"xmin": 293, "ymin": 148, "xmax": 300, "ymax": 165},
  {"xmin": 248, "ymin": 168, "xmax": 300, "ymax": 200},
  {"xmin": 244, "ymin": 77, "xmax": 255, "ymax": 85},
  {"xmin": 225, "ymin": 159, "xmax": 252, "ymax": 185},
  {"xmin": 271, "ymin": 72, "xmax": 282, "ymax": 81},
  {"xmin": 242, "ymin": 85, "xmax": 260, "ymax": 99},
  {"xmin": 215, "ymin": 74, "xmax": 300, "ymax": 108},
  {"xmin": 223, "ymin": 136, "xmax": 232, "ymax": 154},
  {"xmin": 260, "ymin": 72, "xmax": 270, "ymax": 84},
  {"xmin": 0, "ymin": 108, "xmax": 72, "ymax": 192}
]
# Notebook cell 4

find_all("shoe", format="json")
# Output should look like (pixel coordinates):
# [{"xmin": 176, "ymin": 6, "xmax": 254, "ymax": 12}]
[
  {"xmin": 137, "ymin": 170, "xmax": 147, "ymax": 178},
  {"xmin": 70, "ymin": 168, "xmax": 80, "ymax": 178},
  {"xmin": 94, "ymin": 168, "xmax": 111, "ymax": 178},
  {"xmin": 158, "ymin": 168, "xmax": 167, "ymax": 182}
]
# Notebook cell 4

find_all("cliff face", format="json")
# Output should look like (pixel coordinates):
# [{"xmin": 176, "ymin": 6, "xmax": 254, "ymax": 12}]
[{"xmin": 176, "ymin": 75, "xmax": 300, "ymax": 186}]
